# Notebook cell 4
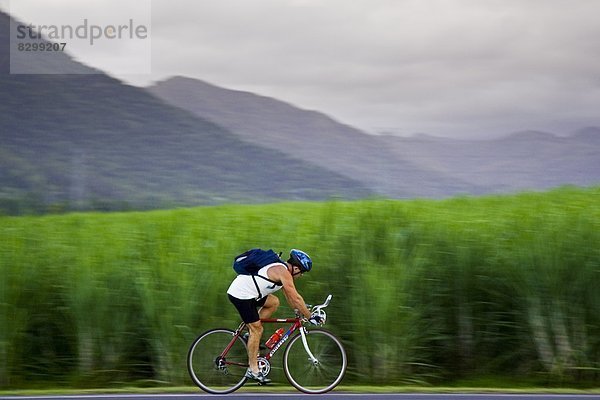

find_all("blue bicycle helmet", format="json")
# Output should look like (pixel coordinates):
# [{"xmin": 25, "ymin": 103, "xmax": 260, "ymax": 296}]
[{"xmin": 288, "ymin": 249, "xmax": 312, "ymax": 272}]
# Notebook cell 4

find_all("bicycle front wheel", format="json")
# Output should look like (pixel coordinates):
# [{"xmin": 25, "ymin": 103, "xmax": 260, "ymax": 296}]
[
  {"xmin": 187, "ymin": 328, "xmax": 248, "ymax": 394},
  {"xmin": 283, "ymin": 328, "xmax": 347, "ymax": 394}
]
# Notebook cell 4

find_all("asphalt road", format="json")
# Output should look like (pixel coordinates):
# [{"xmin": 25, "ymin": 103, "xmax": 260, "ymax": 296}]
[{"xmin": 1, "ymin": 394, "xmax": 600, "ymax": 400}]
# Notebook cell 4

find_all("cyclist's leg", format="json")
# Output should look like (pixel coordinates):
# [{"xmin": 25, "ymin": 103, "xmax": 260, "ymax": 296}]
[
  {"xmin": 228, "ymin": 294, "xmax": 268, "ymax": 374},
  {"xmin": 259, "ymin": 294, "xmax": 280, "ymax": 319},
  {"xmin": 247, "ymin": 320, "xmax": 263, "ymax": 372}
]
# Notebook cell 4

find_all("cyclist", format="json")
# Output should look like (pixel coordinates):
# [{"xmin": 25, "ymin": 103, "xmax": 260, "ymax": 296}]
[{"xmin": 227, "ymin": 249, "xmax": 322, "ymax": 384}]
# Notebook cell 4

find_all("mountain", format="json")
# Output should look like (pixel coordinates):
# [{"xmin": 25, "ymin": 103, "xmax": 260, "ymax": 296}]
[
  {"xmin": 0, "ymin": 11, "xmax": 373, "ymax": 214},
  {"xmin": 148, "ymin": 77, "xmax": 485, "ymax": 198},
  {"xmin": 149, "ymin": 77, "xmax": 599, "ymax": 196},
  {"xmin": 379, "ymin": 130, "xmax": 600, "ymax": 192},
  {"xmin": 572, "ymin": 126, "xmax": 600, "ymax": 144},
  {"xmin": 3, "ymin": 9, "xmax": 597, "ymax": 215}
]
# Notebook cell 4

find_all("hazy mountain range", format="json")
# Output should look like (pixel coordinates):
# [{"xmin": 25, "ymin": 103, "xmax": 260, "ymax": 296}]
[
  {"xmin": 0, "ymin": 11, "xmax": 371, "ymax": 213},
  {"xmin": 149, "ymin": 77, "xmax": 483, "ymax": 198},
  {"xmin": 149, "ymin": 77, "xmax": 599, "ymax": 197},
  {"xmin": 1, "ymin": 10, "xmax": 598, "ymax": 214},
  {"xmin": 381, "ymin": 129, "xmax": 600, "ymax": 193}
]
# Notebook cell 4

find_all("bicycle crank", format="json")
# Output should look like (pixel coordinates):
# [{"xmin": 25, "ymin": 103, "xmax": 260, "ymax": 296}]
[{"xmin": 257, "ymin": 357, "xmax": 271, "ymax": 376}]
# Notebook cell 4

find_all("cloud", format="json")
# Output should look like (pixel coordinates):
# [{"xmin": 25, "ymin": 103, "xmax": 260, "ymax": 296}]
[{"xmin": 7, "ymin": 0, "xmax": 600, "ymax": 137}]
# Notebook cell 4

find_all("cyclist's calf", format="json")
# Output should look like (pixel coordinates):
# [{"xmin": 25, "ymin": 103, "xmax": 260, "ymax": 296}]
[{"xmin": 247, "ymin": 321, "xmax": 263, "ymax": 373}]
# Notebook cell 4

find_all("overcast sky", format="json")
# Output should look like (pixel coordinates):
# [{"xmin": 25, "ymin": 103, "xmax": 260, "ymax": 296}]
[{"xmin": 3, "ymin": 0, "xmax": 600, "ymax": 138}]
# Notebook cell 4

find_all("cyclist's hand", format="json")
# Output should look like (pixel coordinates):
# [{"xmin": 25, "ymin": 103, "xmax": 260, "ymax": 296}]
[{"xmin": 308, "ymin": 314, "xmax": 323, "ymax": 326}]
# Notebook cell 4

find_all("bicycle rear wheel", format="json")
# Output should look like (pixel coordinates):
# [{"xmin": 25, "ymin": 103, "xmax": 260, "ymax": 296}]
[
  {"xmin": 283, "ymin": 328, "xmax": 347, "ymax": 394},
  {"xmin": 187, "ymin": 328, "xmax": 248, "ymax": 394}
]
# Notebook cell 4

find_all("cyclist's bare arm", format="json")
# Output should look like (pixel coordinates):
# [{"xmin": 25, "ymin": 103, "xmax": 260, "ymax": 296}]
[{"xmin": 268, "ymin": 265, "xmax": 311, "ymax": 318}]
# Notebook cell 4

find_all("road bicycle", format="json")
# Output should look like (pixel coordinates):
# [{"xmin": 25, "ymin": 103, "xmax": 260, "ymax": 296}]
[{"xmin": 187, "ymin": 294, "xmax": 347, "ymax": 394}]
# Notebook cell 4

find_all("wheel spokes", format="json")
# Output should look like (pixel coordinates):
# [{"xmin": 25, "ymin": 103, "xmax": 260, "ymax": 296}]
[
  {"xmin": 284, "ymin": 329, "xmax": 346, "ymax": 393},
  {"xmin": 188, "ymin": 329, "xmax": 248, "ymax": 394}
]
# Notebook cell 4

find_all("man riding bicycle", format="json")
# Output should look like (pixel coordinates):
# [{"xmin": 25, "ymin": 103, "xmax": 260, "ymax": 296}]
[{"xmin": 227, "ymin": 249, "xmax": 322, "ymax": 384}]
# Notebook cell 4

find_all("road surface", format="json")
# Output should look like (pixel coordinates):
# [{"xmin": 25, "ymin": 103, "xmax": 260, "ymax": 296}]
[{"xmin": 1, "ymin": 393, "xmax": 599, "ymax": 400}]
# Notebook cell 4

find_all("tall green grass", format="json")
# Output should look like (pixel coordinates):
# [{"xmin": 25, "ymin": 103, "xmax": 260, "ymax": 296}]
[{"xmin": 1, "ymin": 187, "xmax": 599, "ymax": 388}]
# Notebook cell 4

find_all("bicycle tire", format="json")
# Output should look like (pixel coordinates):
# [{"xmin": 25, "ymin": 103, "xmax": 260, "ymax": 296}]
[
  {"xmin": 187, "ymin": 328, "xmax": 248, "ymax": 394},
  {"xmin": 283, "ymin": 328, "xmax": 347, "ymax": 394}
]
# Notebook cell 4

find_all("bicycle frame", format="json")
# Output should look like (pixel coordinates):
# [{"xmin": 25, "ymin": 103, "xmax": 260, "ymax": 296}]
[
  {"xmin": 219, "ymin": 294, "xmax": 332, "ymax": 370},
  {"xmin": 221, "ymin": 317, "xmax": 304, "ymax": 367}
]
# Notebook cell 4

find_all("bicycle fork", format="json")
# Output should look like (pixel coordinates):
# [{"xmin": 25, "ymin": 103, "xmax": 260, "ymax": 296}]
[{"xmin": 299, "ymin": 327, "xmax": 319, "ymax": 366}]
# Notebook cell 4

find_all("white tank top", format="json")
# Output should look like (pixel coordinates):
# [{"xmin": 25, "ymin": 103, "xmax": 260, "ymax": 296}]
[{"xmin": 227, "ymin": 263, "xmax": 284, "ymax": 300}]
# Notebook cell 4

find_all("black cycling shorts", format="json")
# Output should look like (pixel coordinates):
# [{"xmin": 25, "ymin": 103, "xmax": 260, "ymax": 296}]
[{"xmin": 228, "ymin": 294, "xmax": 268, "ymax": 324}]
